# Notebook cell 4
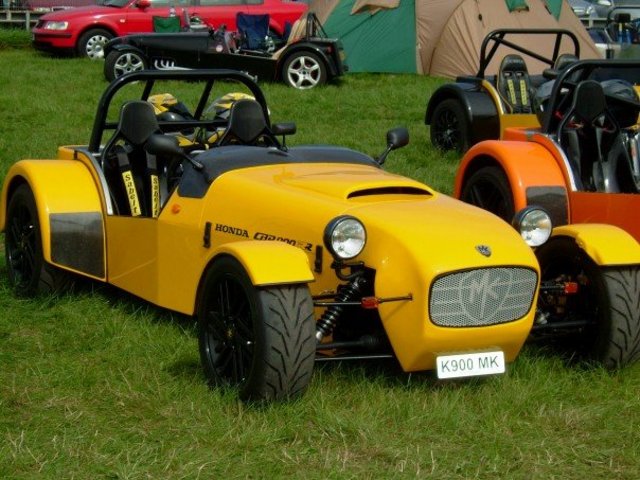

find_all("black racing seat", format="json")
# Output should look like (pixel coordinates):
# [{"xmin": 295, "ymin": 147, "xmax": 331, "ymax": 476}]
[
  {"xmin": 102, "ymin": 101, "xmax": 169, "ymax": 217},
  {"xmin": 216, "ymin": 99, "xmax": 275, "ymax": 146},
  {"xmin": 553, "ymin": 53, "xmax": 579, "ymax": 72},
  {"xmin": 559, "ymin": 80, "xmax": 639, "ymax": 193},
  {"xmin": 497, "ymin": 54, "xmax": 533, "ymax": 114}
]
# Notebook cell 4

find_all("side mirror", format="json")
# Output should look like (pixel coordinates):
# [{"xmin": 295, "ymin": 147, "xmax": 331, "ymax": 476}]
[
  {"xmin": 137, "ymin": 0, "xmax": 151, "ymax": 9},
  {"xmin": 271, "ymin": 122, "xmax": 296, "ymax": 136},
  {"xmin": 386, "ymin": 127, "xmax": 409, "ymax": 151},
  {"xmin": 376, "ymin": 127, "xmax": 409, "ymax": 165}
]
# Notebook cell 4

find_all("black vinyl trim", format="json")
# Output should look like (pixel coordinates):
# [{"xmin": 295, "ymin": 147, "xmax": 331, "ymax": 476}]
[
  {"xmin": 50, "ymin": 212, "xmax": 105, "ymax": 278},
  {"xmin": 525, "ymin": 186, "xmax": 568, "ymax": 227}
]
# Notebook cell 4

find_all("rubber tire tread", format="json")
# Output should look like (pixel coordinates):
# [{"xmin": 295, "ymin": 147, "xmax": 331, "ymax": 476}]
[
  {"xmin": 536, "ymin": 237, "xmax": 640, "ymax": 368},
  {"xmin": 599, "ymin": 267, "xmax": 640, "ymax": 368},
  {"xmin": 252, "ymin": 285, "xmax": 316, "ymax": 401},
  {"xmin": 198, "ymin": 256, "xmax": 315, "ymax": 402}
]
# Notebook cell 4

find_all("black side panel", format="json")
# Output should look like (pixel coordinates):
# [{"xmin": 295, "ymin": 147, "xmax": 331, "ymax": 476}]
[
  {"xmin": 525, "ymin": 186, "xmax": 568, "ymax": 227},
  {"xmin": 466, "ymin": 91, "xmax": 500, "ymax": 145},
  {"xmin": 50, "ymin": 212, "xmax": 105, "ymax": 278}
]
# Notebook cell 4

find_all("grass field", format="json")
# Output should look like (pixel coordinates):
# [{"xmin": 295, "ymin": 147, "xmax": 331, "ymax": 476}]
[{"xmin": 2, "ymin": 35, "xmax": 640, "ymax": 479}]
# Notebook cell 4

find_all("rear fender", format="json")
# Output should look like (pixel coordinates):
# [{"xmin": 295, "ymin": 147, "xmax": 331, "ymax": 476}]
[
  {"xmin": 206, "ymin": 240, "xmax": 314, "ymax": 287},
  {"xmin": 108, "ymin": 43, "xmax": 145, "ymax": 57},
  {"xmin": 550, "ymin": 224, "xmax": 640, "ymax": 266},
  {"xmin": 0, "ymin": 160, "xmax": 106, "ymax": 280},
  {"xmin": 425, "ymin": 83, "xmax": 499, "ymax": 145},
  {"xmin": 455, "ymin": 140, "xmax": 570, "ymax": 226}
]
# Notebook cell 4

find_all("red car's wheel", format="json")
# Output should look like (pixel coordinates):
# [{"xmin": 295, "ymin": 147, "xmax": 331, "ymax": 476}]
[
  {"xmin": 197, "ymin": 256, "xmax": 315, "ymax": 402},
  {"xmin": 77, "ymin": 28, "xmax": 113, "ymax": 60}
]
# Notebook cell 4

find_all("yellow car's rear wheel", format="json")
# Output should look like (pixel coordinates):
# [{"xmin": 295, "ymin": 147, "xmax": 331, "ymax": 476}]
[
  {"xmin": 197, "ymin": 256, "xmax": 315, "ymax": 402},
  {"xmin": 5, "ymin": 184, "xmax": 71, "ymax": 296}
]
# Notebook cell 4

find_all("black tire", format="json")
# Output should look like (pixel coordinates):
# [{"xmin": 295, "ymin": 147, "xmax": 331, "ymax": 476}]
[
  {"xmin": 536, "ymin": 237, "xmax": 640, "ymax": 368},
  {"xmin": 104, "ymin": 50, "xmax": 148, "ymax": 82},
  {"xmin": 430, "ymin": 98, "xmax": 471, "ymax": 153},
  {"xmin": 4, "ymin": 184, "xmax": 71, "ymax": 296},
  {"xmin": 77, "ymin": 28, "xmax": 113, "ymax": 59},
  {"xmin": 460, "ymin": 166, "xmax": 515, "ymax": 221},
  {"xmin": 281, "ymin": 51, "xmax": 327, "ymax": 90},
  {"xmin": 197, "ymin": 256, "xmax": 315, "ymax": 401}
]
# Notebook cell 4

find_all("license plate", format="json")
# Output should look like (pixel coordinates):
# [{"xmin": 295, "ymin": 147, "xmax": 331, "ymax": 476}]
[{"xmin": 436, "ymin": 351, "xmax": 505, "ymax": 379}]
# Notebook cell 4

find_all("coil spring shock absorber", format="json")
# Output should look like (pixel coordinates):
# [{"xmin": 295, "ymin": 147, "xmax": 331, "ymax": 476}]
[{"xmin": 315, "ymin": 275, "xmax": 367, "ymax": 342}]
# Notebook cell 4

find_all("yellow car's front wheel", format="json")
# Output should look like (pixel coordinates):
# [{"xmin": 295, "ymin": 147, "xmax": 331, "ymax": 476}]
[{"xmin": 197, "ymin": 256, "xmax": 315, "ymax": 402}]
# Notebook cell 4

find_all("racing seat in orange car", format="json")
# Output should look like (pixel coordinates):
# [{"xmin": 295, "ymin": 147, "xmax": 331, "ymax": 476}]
[
  {"xmin": 558, "ymin": 80, "xmax": 639, "ymax": 193},
  {"xmin": 101, "ymin": 101, "xmax": 170, "ymax": 217},
  {"xmin": 216, "ymin": 99, "xmax": 275, "ymax": 146},
  {"xmin": 497, "ymin": 54, "xmax": 533, "ymax": 114}
]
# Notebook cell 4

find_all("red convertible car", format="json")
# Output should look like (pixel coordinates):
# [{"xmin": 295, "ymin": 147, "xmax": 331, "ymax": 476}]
[{"xmin": 31, "ymin": 0, "xmax": 307, "ymax": 59}]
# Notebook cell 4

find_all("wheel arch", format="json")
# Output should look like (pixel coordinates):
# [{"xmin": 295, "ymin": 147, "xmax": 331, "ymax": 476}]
[
  {"xmin": 549, "ymin": 225, "xmax": 640, "ymax": 267},
  {"xmin": 76, "ymin": 23, "xmax": 118, "ymax": 47},
  {"xmin": 455, "ymin": 140, "xmax": 570, "ymax": 226},
  {"xmin": 0, "ymin": 161, "xmax": 106, "ymax": 280},
  {"xmin": 425, "ymin": 83, "xmax": 499, "ymax": 146},
  {"xmin": 194, "ymin": 241, "xmax": 314, "ymax": 315}
]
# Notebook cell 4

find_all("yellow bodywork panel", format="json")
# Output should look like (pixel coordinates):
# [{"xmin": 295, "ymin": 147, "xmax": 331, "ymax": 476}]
[
  {"xmin": 552, "ymin": 224, "xmax": 640, "ymax": 266},
  {"xmin": 210, "ymin": 241, "xmax": 314, "ymax": 286},
  {"xmin": 0, "ymin": 160, "xmax": 106, "ymax": 280}
]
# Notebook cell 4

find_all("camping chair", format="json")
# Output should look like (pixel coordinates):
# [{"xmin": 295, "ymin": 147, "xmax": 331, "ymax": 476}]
[
  {"xmin": 102, "ymin": 101, "xmax": 170, "ymax": 217},
  {"xmin": 558, "ymin": 80, "xmax": 638, "ymax": 193},
  {"xmin": 497, "ymin": 54, "xmax": 533, "ymax": 114},
  {"xmin": 236, "ymin": 13, "xmax": 269, "ymax": 50},
  {"xmin": 153, "ymin": 15, "xmax": 181, "ymax": 33}
]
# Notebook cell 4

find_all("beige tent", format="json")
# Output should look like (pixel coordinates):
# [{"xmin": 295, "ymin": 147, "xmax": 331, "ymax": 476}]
[{"xmin": 311, "ymin": 0, "xmax": 602, "ymax": 78}]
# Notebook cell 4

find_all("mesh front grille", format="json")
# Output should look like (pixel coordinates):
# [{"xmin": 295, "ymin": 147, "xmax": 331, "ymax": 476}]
[{"xmin": 429, "ymin": 268, "xmax": 537, "ymax": 327}]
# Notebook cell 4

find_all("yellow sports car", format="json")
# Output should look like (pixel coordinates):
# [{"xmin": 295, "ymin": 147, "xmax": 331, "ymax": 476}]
[{"xmin": 0, "ymin": 70, "xmax": 630, "ymax": 402}]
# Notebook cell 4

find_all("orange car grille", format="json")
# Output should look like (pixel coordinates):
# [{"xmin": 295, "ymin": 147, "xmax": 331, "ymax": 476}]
[{"xmin": 429, "ymin": 267, "xmax": 537, "ymax": 327}]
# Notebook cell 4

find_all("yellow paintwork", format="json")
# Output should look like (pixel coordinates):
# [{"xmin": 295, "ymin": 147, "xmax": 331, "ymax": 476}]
[
  {"xmin": 0, "ymin": 159, "xmax": 106, "ymax": 280},
  {"xmin": 552, "ymin": 224, "xmax": 640, "ymax": 266},
  {"xmin": 1, "ymin": 148, "xmax": 545, "ymax": 372}
]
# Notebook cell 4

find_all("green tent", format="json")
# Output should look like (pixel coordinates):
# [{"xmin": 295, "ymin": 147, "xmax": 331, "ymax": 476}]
[{"xmin": 322, "ymin": 0, "xmax": 416, "ymax": 73}]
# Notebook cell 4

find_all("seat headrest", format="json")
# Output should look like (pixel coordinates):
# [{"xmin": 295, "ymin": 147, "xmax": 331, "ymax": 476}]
[
  {"xmin": 553, "ymin": 53, "xmax": 578, "ymax": 72},
  {"xmin": 118, "ymin": 101, "xmax": 160, "ymax": 146},
  {"xmin": 572, "ymin": 80, "xmax": 606, "ymax": 124},
  {"xmin": 499, "ymin": 54, "xmax": 528, "ymax": 74},
  {"xmin": 225, "ymin": 99, "xmax": 269, "ymax": 144}
]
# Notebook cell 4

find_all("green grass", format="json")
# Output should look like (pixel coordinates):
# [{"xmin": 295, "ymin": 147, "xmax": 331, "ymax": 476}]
[{"xmin": 2, "ymin": 48, "xmax": 640, "ymax": 479}]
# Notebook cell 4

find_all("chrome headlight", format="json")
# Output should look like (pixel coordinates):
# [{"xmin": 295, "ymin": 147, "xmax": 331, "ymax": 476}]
[
  {"xmin": 323, "ymin": 216, "xmax": 366, "ymax": 260},
  {"xmin": 513, "ymin": 207, "xmax": 552, "ymax": 247},
  {"xmin": 44, "ymin": 21, "xmax": 69, "ymax": 30}
]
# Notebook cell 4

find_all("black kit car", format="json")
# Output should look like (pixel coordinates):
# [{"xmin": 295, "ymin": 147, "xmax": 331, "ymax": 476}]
[{"xmin": 103, "ymin": 12, "xmax": 347, "ymax": 90}]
